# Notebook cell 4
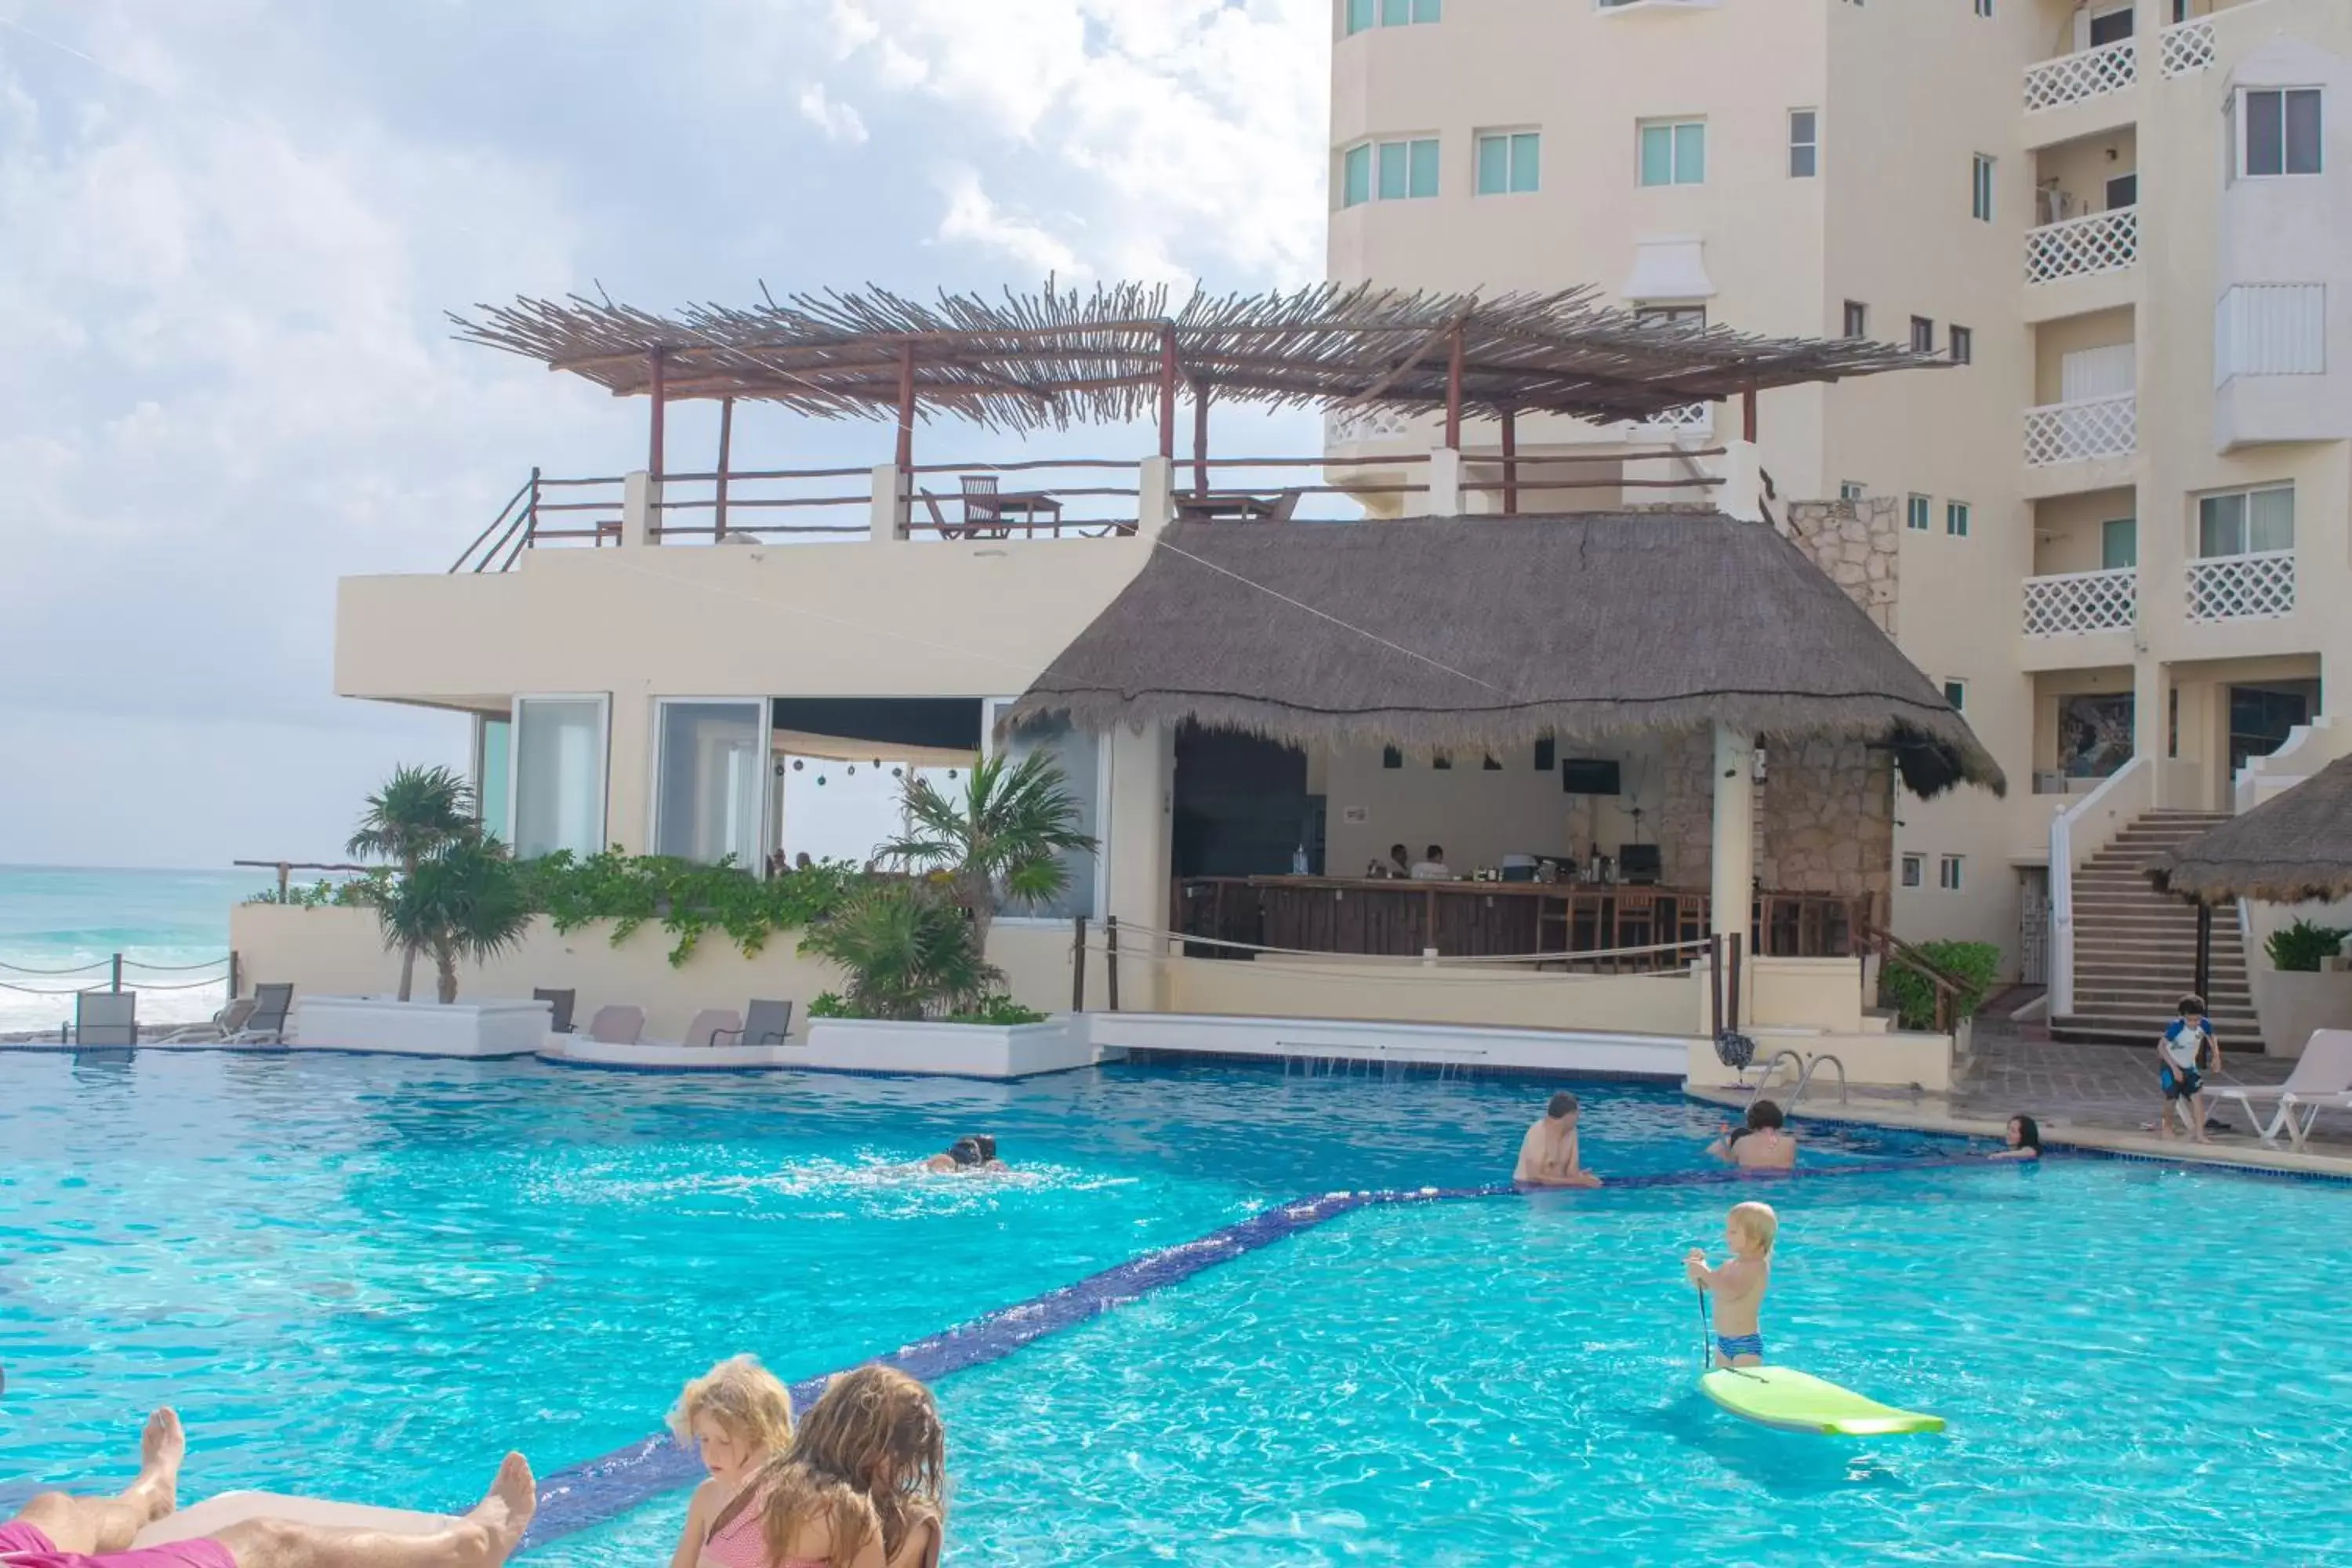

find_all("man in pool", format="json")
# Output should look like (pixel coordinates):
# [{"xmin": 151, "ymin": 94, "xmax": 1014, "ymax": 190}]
[
  {"xmin": 0, "ymin": 1409, "xmax": 534, "ymax": 1568},
  {"xmin": 1512, "ymin": 1092, "xmax": 1603, "ymax": 1189},
  {"xmin": 920, "ymin": 1134, "xmax": 1007, "ymax": 1174}
]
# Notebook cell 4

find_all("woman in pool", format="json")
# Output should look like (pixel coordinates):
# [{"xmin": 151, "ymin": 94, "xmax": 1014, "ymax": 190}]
[
  {"xmin": 919, "ymin": 1136, "xmax": 1005, "ymax": 1174},
  {"xmin": 701, "ymin": 1367, "xmax": 946, "ymax": 1568},
  {"xmin": 1989, "ymin": 1114, "xmax": 2043, "ymax": 1160},
  {"xmin": 1708, "ymin": 1100, "xmax": 1798, "ymax": 1171},
  {"xmin": 668, "ymin": 1356, "xmax": 797, "ymax": 1568}
]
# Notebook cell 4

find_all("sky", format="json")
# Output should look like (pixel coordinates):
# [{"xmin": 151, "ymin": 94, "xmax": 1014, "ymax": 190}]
[{"xmin": 0, "ymin": 0, "xmax": 1331, "ymax": 869}]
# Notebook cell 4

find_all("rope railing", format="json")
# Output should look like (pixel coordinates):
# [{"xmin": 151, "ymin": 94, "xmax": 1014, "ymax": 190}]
[
  {"xmin": 1102, "ymin": 920, "xmax": 1708, "ymax": 970},
  {"xmin": 0, "ymin": 954, "xmax": 230, "ymax": 976}
]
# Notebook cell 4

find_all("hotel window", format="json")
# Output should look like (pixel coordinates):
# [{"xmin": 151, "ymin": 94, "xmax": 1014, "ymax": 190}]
[
  {"xmin": 652, "ymin": 700, "xmax": 766, "ymax": 868},
  {"xmin": 1975, "ymin": 0, "xmax": 1993, "ymax": 15},
  {"xmin": 1788, "ymin": 110, "xmax": 1818, "ymax": 178},
  {"xmin": 510, "ymin": 695, "xmax": 608, "ymax": 861},
  {"xmin": 1901, "ymin": 854, "xmax": 1925, "ymax": 888},
  {"xmin": 1943, "ymin": 680, "xmax": 1968, "ymax": 713},
  {"xmin": 2239, "ymin": 89, "xmax": 2323, "ymax": 178},
  {"xmin": 1842, "ymin": 299, "xmax": 1868, "ymax": 338},
  {"xmin": 1939, "ymin": 855, "xmax": 1965, "ymax": 892},
  {"xmin": 1910, "ymin": 316, "xmax": 1936, "ymax": 354},
  {"xmin": 1907, "ymin": 494, "xmax": 1932, "ymax": 532},
  {"xmin": 1475, "ymin": 131, "xmax": 1541, "ymax": 195},
  {"xmin": 1949, "ymin": 325, "xmax": 1973, "ymax": 365},
  {"xmin": 2102, "ymin": 517, "xmax": 2138, "ymax": 570},
  {"xmin": 1971, "ymin": 154, "xmax": 1994, "ymax": 222},
  {"xmin": 475, "ymin": 716, "xmax": 512, "ymax": 846},
  {"xmin": 1345, "ymin": 0, "xmax": 1440, "ymax": 34},
  {"xmin": 986, "ymin": 702, "xmax": 1102, "ymax": 920},
  {"xmin": 2198, "ymin": 485, "xmax": 2295, "ymax": 557},
  {"xmin": 1635, "ymin": 304, "xmax": 1707, "ymax": 331},
  {"xmin": 1839, "ymin": 481, "xmax": 1866, "ymax": 502},
  {"xmin": 1342, "ymin": 138, "xmax": 1440, "ymax": 205},
  {"xmin": 1382, "ymin": 746, "xmax": 1403, "ymax": 768},
  {"xmin": 1947, "ymin": 501, "xmax": 1972, "ymax": 538},
  {"xmin": 1639, "ymin": 118, "xmax": 1706, "ymax": 187}
]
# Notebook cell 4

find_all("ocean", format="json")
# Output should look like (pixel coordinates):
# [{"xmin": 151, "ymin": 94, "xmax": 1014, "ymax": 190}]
[{"xmin": 0, "ymin": 866, "xmax": 255, "ymax": 1036}]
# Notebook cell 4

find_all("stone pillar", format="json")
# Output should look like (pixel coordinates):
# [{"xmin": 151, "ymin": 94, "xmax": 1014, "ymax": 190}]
[
  {"xmin": 1716, "ymin": 440, "xmax": 1764, "ymax": 523},
  {"xmin": 1427, "ymin": 447, "xmax": 1464, "ymax": 517},
  {"xmin": 868, "ymin": 463, "xmax": 906, "ymax": 544},
  {"xmin": 1101, "ymin": 720, "xmax": 1175, "ymax": 1011},
  {"xmin": 622, "ymin": 470, "xmax": 658, "ymax": 548},
  {"xmin": 2133, "ymin": 656, "xmax": 2171, "ymax": 804},
  {"xmin": 1137, "ymin": 455, "xmax": 1174, "ymax": 539},
  {"xmin": 1711, "ymin": 722, "xmax": 1755, "ymax": 969}
]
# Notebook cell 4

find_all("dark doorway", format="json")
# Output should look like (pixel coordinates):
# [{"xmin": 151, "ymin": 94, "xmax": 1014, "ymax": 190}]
[
  {"xmin": 1173, "ymin": 725, "xmax": 1317, "ymax": 877},
  {"xmin": 2229, "ymin": 681, "xmax": 2319, "ymax": 774}
]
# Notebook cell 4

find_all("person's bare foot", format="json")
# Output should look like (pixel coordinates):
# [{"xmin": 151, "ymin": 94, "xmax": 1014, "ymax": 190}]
[
  {"xmin": 461, "ymin": 1454, "xmax": 536, "ymax": 1564},
  {"xmin": 125, "ymin": 1407, "xmax": 185, "ymax": 1522}
]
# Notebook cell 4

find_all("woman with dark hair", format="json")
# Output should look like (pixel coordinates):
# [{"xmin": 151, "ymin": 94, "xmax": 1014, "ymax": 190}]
[
  {"xmin": 1990, "ymin": 1114, "xmax": 2043, "ymax": 1160},
  {"xmin": 1708, "ymin": 1099, "xmax": 1798, "ymax": 1170}
]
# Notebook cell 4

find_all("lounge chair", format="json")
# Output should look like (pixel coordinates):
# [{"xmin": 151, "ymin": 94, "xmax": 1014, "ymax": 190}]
[
  {"xmin": 684, "ymin": 1008, "xmax": 743, "ymax": 1049},
  {"xmin": 534, "ymin": 987, "xmax": 577, "ymax": 1033},
  {"xmin": 918, "ymin": 488, "xmax": 965, "ymax": 540},
  {"xmin": 2212, "ymin": 1029, "xmax": 2352, "ymax": 1149},
  {"xmin": 1265, "ymin": 488, "xmax": 1302, "ymax": 522},
  {"xmin": 583, "ymin": 1005, "xmax": 644, "ymax": 1046},
  {"xmin": 228, "ymin": 983, "xmax": 296, "ymax": 1044},
  {"xmin": 74, "ymin": 990, "xmax": 137, "ymax": 1047},
  {"xmin": 158, "ymin": 996, "xmax": 257, "ymax": 1044},
  {"xmin": 710, "ymin": 999, "xmax": 796, "ymax": 1049}
]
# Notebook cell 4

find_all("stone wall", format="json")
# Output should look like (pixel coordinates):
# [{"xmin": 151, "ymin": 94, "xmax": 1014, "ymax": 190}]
[{"xmin": 1784, "ymin": 495, "xmax": 1900, "ymax": 638}]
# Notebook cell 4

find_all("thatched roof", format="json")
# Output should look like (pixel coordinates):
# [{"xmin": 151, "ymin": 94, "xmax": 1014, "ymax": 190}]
[
  {"xmin": 452, "ymin": 280, "xmax": 1940, "ymax": 432},
  {"xmin": 2147, "ymin": 756, "xmax": 2352, "ymax": 903},
  {"xmin": 1007, "ymin": 514, "xmax": 2004, "ymax": 798}
]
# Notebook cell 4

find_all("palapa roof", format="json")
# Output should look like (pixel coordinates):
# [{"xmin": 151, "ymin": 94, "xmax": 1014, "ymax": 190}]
[
  {"xmin": 1006, "ymin": 514, "xmax": 2005, "ymax": 798},
  {"xmin": 452, "ymin": 280, "xmax": 1940, "ymax": 431},
  {"xmin": 2147, "ymin": 755, "xmax": 2352, "ymax": 903}
]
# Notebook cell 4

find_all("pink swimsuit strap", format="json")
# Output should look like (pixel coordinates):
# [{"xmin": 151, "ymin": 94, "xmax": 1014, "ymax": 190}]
[{"xmin": 699, "ymin": 1486, "xmax": 829, "ymax": 1568}]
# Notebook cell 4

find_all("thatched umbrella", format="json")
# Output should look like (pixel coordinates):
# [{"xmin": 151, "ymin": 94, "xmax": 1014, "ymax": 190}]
[{"xmin": 2147, "ymin": 755, "xmax": 2352, "ymax": 905}]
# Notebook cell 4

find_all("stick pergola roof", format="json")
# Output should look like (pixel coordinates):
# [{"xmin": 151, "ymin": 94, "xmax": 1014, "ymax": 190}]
[{"xmin": 452, "ymin": 280, "xmax": 1944, "ymax": 431}]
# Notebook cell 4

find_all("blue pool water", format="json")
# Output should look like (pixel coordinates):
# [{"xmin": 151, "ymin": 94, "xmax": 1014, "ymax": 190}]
[{"xmin": 5, "ymin": 1051, "xmax": 2345, "ymax": 1565}]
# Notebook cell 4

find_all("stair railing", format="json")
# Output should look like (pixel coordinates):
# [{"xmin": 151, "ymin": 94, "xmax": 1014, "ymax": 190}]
[
  {"xmin": 2047, "ymin": 756, "xmax": 2154, "ymax": 1018},
  {"xmin": 1857, "ymin": 920, "xmax": 1969, "ymax": 1036}
]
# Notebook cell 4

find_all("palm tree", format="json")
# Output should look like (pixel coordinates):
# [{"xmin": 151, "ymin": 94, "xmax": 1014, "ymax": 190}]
[
  {"xmin": 376, "ymin": 837, "xmax": 535, "ymax": 1004},
  {"xmin": 347, "ymin": 764, "xmax": 478, "ymax": 1000},
  {"xmin": 877, "ymin": 752, "xmax": 1098, "ymax": 957},
  {"xmin": 798, "ymin": 880, "xmax": 1000, "ymax": 1020}
]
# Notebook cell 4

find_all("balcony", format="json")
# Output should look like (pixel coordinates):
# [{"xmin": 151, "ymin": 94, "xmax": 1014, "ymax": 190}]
[
  {"xmin": 2023, "ymin": 393, "xmax": 2136, "ymax": 468},
  {"xmin": 2026, "ymin": 209, "xmax": 2138, "ymax": 285},
  {"xmin": 2187, "ymin": 550, "xmax": 2296, "ymax": 622},
  {"xmin": 2023, "ymin": 568, "xmax": 2137, "ymax": 637},
  {"xmin": 2159, "ymin": 16, "xmax": 2216, "ymax": 77},
  {"xmin": 2023, "ymin": 37, "xmax": 2136, "ymax": 114}
]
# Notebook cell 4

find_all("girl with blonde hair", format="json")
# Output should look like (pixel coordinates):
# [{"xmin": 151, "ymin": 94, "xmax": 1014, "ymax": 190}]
[
  {"xmin": 667, "ymin": 1355, "xmax": 798, "ymax": 1568},
  {"xmin": 702, "ymin": 1366, "xmax": 947, "ymax": 1568}
]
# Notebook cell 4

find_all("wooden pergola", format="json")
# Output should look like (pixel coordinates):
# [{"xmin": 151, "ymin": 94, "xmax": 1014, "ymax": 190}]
[{"xmin": 455, "ymin": 280, "xmax": 1943, "ymax": 501}]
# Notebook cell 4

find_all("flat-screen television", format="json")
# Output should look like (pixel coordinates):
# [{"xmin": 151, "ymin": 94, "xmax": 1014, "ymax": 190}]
[{"xmin": 1561, "ymin": 758, "xmax": 1621, "ymax": 796}]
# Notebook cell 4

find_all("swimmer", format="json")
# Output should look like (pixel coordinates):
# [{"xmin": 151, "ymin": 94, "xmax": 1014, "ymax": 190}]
[
  {"xmin": 1988, "ymin": 1113, "xmax": 2042, "ymax": 1160},
  {"xmin": 919, "ymin": 1136, "xmax": 1006, "ymax": 1174},
  {"xmin": 1707, "ymin": 1099, "xmax": 1798, "ymax": 1171},
  {"xmin": 1512, "ymin": 1092, "xmax": 1603, "ymax": 1189}
]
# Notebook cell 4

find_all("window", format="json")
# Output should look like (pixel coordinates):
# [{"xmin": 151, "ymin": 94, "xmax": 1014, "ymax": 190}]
[
  {"xmin": 1839, "ymin": 481, "xmax": 1866, "ymax": 502},
  {"xmin": 1901, "ymin": 854, "xmax": 1925, "ymax": 889},
  {"xmin": 2088, "ymin": 4, "xmax": 2134, "ymax": 46},
  {"xmin": 475, "ymin": 716, "xmax": 512, "ymax": 846},
  {"xmin": 1947, "ymin": 501, "xmax": 1972, "ymax": 538},
  {"xmin": 653, "ymin": 700, "xmax": 764, "ymax": 867},
  {"xmin": 1910, "ymin": 316, "xmax": 1936, "ymax": 354},
  {"xmin": 1949, "ymin": 325, "xmax": 1973, "ymax": 365},
  {"xmin": 1939, "ymin": 855, "xmax": 1965, "ymax": 892},
  {"xmin": 1635, "ymin": 304, "xmax": 1707, "ymax": 330},
  {"xmin": 511, "ymin": 695, "xmax": 608, "ymax": 861},
  {"xmin": 989, "ymin": 710, "xmax": 1102, "ymax": 920},
  {"xmin": 1342, "ymin": 137, "xmax": 1440, "ymax": 206},
  {"xmin": 1842, "ymin": 299, "xmax": 1868, "ymax": 338},
  {"xmin": 1943, "ymin": 680, "xmax": 1968, "ymax": 713},
  {"xmin": 1475, "ymin": 131, "xmax": 1541, "ymax": 195},
  {"xmin": 1975, "ymin": 0, "xmax": 1993, "ymax": 15},
  {"xmin": 1907, "ymin": 494, "xmax": 1932, "ymax": 532},
  {"xmin": 1432, "ymin": 750, "xmax": 1454, "ymax": 770},
  {"xmin": 1971, "ymin": 154, "xmax": 1995, "ymax": 222},
  {"xmin": 2198, "ymin": 485, "xmax": 2295, "ymax": 557},
  {"xmin": 1535, "ymin": 738, "xmax": 1555, "ymax": 771},
  {"xmin": 1788, "ymin": 110, "xmax": 1818, "ymax": 178},
  {"xmin": 1639, "ymin": 119, "xmax": 1706, "ymax": 187},
  {"xmin": 2101, "ymin": 517, "xmax": 2138, "ymax": 570},
  {"xmin": 1345, "ymin": 0, "xmax": 1440, "ymax": 34},
  {"xmin": 1382, "ymin": 746, "xmax": 1403, "ymax": 769},
  {"xmin": 2060, "ymin": 693, "xmax": 2136, "ymax": 779},
  {"xmin": 2241, "ymin": 89, "xmax": 2323, "ymax": 178}
]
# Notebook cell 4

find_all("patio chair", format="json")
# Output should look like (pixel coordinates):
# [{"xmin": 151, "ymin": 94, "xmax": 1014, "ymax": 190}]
[
  {"xmin": 710, "ymin": 999, "xmax": 797, "ymax": 1049},
  {"xmin": 1265, "ymin": 488, "xmax": 1302, "ymax": 522},
  {"xmin": 2212, "ymin": 1029, "xmax": 2352, "ymax": 1149},
  {"xmin": 583, "ymin": 1005, "xmax": 644, "ymax": 1046},
  {"xmin": 74, "ymin": 990, "xmax": 137, "ymax": 1047},
  {"xmin": 684, "ymin": 1008, "xmax": 743, "ymax": 1049},
  {"xmin": 225, "ymin": 984, "xmax": 294, "ymax": 1044},
  {"xmin": 917, "ymin": 488, "xmax": 965, "ymax": 540},
  {"xmin": 158, "ymin": 996, "xmax": 257, "ymax": 1044},
  {"xmin": 959, "ymin": 474, "xmax": 1011, "ymax": 538},
  {"xmin": 533, "ymin": 988, "xmax": 577, "ymax": 1034}
]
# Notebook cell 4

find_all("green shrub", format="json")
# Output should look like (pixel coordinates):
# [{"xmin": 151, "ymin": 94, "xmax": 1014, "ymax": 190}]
[
  {"xmin": 2267, "ymin": 920, "xmax": 2351, "ymax": 974},
  {"xmin": 516, "ymin": 850, "xmax": 864, "ymax": 967},
  {"xmin": 1877, "ymin": 939, "xmax": 2003, "ymax": 1031},
  {"xmin": 807, "ymin": 992, "xmax": 852, "ymax": 1020},
  {"xmin": 944, "ymin": 994, "xmax": 1049, "ymax": 1026},
  {"xmin": 797, "ymin": 880, "xmax": 1001, "ymax": 1021}
]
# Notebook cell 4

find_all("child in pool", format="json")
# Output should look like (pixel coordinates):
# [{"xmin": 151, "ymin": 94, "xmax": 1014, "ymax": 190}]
[
  {"xmin": 669, "ymin": 1356, "xmax": 798, "ymax": 1568},
  {"xmin": 1989, "ymin": 1113, "xmax": 2042, "ymax": 1160},
  {"xmin": 702, "ymin": 1366, "xmax": 948, "ymax": 1568},
  {"xmin": 1685, "ymin": 1200, "xmax": 1777, "ymax": 1367}
]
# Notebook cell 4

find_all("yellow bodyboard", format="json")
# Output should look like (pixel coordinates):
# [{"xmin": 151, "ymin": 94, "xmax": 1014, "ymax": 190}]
[{"xmin": 1700, "ymin": 1365, "xmax": 1944, "ymax": 1436}]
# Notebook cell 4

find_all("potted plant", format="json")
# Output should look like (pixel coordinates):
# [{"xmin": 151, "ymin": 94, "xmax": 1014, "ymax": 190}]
[
  {"xmin": 346, "ymin": 764, "xmax": 480, "ymax": 1001},
  {"xmin": 797, "ymin": 757, "xmax": 1102, "ymax": 1078},
  {"xmin": 2253, "ymin": 917, "xmax": 2352, "ymax": 1058}
]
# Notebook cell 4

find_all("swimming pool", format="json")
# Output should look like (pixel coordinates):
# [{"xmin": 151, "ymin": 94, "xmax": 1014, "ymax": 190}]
[{"xmin": 5, "ymin": 1051, "xmax": 2341, "ymax": 1564}]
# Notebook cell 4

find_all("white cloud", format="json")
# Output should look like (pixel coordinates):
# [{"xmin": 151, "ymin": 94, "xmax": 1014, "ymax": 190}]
[
  {"xmin": 933, "ymin": 166, "xmax": 1084, "ymax": 278},
  {"xmin": 797, "ymin": 81, "xmax": 869, "ymax": 144}
]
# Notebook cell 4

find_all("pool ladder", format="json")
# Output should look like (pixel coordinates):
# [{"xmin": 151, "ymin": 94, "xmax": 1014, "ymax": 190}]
[{"xmin": 1757, "ymin": 1049, "xmax": 1848, "ymax": 1108}]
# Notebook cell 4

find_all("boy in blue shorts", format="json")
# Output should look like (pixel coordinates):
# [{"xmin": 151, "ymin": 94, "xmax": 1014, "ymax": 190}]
[{"xmin": 2158, "ymin": 994, "xmax": 2219, "ymax": 1144}]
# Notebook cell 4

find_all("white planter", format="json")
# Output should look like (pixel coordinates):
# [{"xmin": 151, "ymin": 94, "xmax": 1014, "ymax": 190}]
[
  {"xmin": 293, "ymin": 996, "xmax": 551, "ymax": 1058},
  {"xmin": 539, "ymin": 1038, "xmax": 803, "ymax": 1072},
  {"xmin": 801, "ymin": 1015, "xmax": 1098, "ymax": 1079},
  {"xmin": 2250, "ymin": 968, "xmax": 2352, "ymax": 1058}
]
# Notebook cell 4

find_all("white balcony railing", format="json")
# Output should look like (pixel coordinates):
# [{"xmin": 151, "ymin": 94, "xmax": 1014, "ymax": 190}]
[
  {"xmin": 2023, "ymin": 393, "xmax": 2136, "ymax": 466},
  {"xmin": 2187, "ymin": 550, "xmax": 2296, "ymax": 622},
  {"xmin": 1633, "ymin": 401, "xmax": 1713, "ymax": 435},
  {"xmin": 2026, "ymin": 208, "xmax": 2139, "ymax": 284},
  {"xmin": 2024, "ymin": 37, "xmax": 2138, "ymax": 113},
  {"xmin": 2161, "ymin": 16, "xmax": 2216, "ymax": 77},
  {"xmin": 2023, "ymin": 567, "xmax": 2137, "ymax": 636},
  {"xmin": 1326, "ymin": 405, "xmax": 1413, "ymax": 445}
]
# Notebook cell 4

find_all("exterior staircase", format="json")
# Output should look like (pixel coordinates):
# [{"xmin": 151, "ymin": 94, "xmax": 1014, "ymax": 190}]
[{"xmin": 2053, "ymin": 810, "xmax": 2256, "ymax": 1047}]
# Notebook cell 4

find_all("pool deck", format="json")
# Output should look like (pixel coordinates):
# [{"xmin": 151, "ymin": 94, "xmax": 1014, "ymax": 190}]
[{"xmin": 1690, "ymin": 1014, "xmax": 2352, "ymax": 1178}]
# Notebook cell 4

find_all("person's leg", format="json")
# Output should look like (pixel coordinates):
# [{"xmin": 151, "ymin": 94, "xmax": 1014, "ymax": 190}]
[
  {"xmin": 2192, "ymin": 1088, "xmax": 2215, "ymax": 1144},
  {"xmin": 209, "ymin": 1454, "xmax": 533, "ymax": 1568},
  {"xmin": 10, "ymin": 1408, "xmax": 184, "ymax": 1555}
]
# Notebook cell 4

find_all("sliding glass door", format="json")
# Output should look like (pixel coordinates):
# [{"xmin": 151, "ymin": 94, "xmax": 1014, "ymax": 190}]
[
  {"xmin": 653, "ymin": 699, "xmax": 767, "ymax": 867},
  {"xmin": 511, "ymin": 695, "xmax": 609, "ymax": 860}
]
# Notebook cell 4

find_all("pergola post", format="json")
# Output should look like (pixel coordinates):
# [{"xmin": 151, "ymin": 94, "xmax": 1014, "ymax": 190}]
[
  {"xmin": 647, "ymin": 347, "xmax": 667, "ymax": 481},
  {"xmin": 1192, "ymin": 383, "xmax": 1210, "ymax": 498},
  {"xmin": 2194, "ymin": 901, "xmax": 2214, "ymax": 1004},
  {"xmin": 1159, "ymin": 325, "xmax": 1178, "ymax": 463},
  {"xmin": 1500, "ymin": 406, "xmax": 1519, "ymax": 516},
  {"xmin": 894, "ymin": 343, "xmax": 916, "ymax": 475},
  {"xmin": 1443, "ymin": 325, "xmax": 1465, "ymax": 450},
  {"xmin": 1711, "ymin": 723, "xmax": 1756, "ymax": 978},
  {"xmin": 1741, "ymin": 384, "xmax": 1759, "ymax": 444},
  {"xmin": 714, "ymin": 395, "xmax": 734, "ymax": 540}
]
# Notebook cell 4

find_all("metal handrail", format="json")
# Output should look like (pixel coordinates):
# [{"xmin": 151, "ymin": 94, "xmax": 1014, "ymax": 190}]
[{"xmin": 1788, "ymin": 1053, "xmax": 1848, "ymax": 1108}]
